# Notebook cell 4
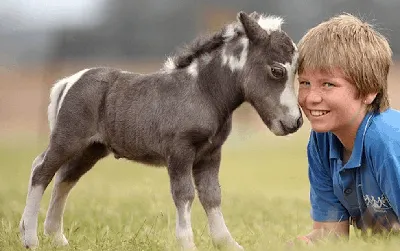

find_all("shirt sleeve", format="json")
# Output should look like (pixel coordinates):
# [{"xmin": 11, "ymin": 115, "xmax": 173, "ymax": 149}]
[
  {"xmin": 370, "ymin": 137, "xmax": 400, "ymax": 218},
  {"xmin": 308, "ymin": 132, "xmax": 349, "ymax": 222}
]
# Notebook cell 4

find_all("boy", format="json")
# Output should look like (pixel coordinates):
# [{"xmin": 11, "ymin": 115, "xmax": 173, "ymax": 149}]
[{"xmin": 296, "ymin": 13, "xmax": 400, "ymax": 244}]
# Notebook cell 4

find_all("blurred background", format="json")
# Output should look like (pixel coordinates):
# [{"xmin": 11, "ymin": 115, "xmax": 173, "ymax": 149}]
[
  {"xmin": 1, "ymin": 0, "xmax": 400, "ymax": 140},
  {"xmin": 1, "ymin": 2, "xmax": 400, "ymax": 249}
]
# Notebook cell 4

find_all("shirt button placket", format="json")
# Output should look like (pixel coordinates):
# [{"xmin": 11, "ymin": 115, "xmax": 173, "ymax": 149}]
[{"xmin": 344, "ymin": 188, "xmax": 353, "ymax": 195}]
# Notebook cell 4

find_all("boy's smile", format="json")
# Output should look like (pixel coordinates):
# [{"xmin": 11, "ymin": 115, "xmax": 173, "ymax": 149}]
[
  {"xmin": 297, "ymin": 68, "xmax": 367, "ymax": 138},
  {"xmin": 309, "ymin": 110, "xmax": 330, "ymax": 117}
]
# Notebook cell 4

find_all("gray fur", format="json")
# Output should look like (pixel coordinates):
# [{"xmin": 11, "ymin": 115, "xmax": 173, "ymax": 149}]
[{"xmin": 20, "ymin": 11, "xmax": 302, "ymax": 250}]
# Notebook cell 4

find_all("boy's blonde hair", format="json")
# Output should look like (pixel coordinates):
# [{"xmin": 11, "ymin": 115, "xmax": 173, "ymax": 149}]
[{"xmin": 297, "ymin": 13, "xmax": 392, "ymax": 112}]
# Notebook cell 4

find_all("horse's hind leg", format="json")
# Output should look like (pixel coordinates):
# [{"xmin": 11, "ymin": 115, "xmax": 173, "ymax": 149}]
[
  {"xmin": 44, "ymin": 143, "xmax": 109, "ymax": 246},
  {"xmin": 193, "ymin": 149, "xmax": 243, "ymax": 250},
  {"xmin": 19, "ymin": 150, "xmax": 47, "ymax": 248},
  {"xmin": 19, "ymin": 135, "xmax": 87, "ymax": 249}
]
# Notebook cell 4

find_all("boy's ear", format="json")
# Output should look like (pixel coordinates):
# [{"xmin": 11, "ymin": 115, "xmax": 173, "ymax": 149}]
[{"xmin": 364, "ymin": 92, "xmax": 378, "ymax": 105}]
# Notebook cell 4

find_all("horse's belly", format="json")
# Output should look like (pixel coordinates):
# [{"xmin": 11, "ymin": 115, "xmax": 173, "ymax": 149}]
[
  {"xmin": 125, "ymin": 152, "xmax": 166, "ymax": 167},
  {"xmin": 108, "ymin": 144, "xmax": 166, "ymax": 167}
]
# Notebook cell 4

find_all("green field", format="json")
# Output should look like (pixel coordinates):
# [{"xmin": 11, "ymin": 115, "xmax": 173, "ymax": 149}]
[{"xmin": 1, "ymin": 125, "xmax": 399, "ymax": 251}]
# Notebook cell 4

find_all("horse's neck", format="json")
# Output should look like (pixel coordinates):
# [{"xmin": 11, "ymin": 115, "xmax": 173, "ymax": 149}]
[{"xmin": 197, "ymin": 56, "xmax": 244, "ymax": 116}]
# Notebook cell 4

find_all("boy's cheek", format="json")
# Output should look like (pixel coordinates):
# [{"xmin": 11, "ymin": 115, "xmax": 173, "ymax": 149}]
[{"xmin": 297, "ymin": 94, "xmax": 306, "ymax": 107}]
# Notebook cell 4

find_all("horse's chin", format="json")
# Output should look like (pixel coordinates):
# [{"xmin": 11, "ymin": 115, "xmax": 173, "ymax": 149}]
[
  {"xmin": 269, "ymin": 126, "xmax": 288, "ymax": 136},
  {"xmin": 258, "ymin": 117, "xmax": 287, "ymax": 136},
  {"xmin": 268, "ymin": 119, "xmax": 293, "ymax": 136},
  {"xmin": 255, "ymin": 115, "xmax": 280, "ymax": 136}
]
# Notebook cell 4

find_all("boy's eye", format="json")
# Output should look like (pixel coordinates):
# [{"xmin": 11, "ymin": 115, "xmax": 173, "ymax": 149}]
[
  {"xmin": 323, "ymin": 82, "xmax": 335, "ymax": 87},
  {"xmin": 299, "ymin": 81, "xmax": 310, "ymax": 86}
]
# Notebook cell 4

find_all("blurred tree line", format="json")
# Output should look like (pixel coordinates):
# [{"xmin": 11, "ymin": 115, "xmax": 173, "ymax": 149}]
[{"xmin": 1, "ymin": 0, "xmax": 399, "ymax": 66}]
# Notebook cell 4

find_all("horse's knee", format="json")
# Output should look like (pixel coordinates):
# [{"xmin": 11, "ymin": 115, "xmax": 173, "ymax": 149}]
[
  {"xmin": 167, "ymin": 152, "xmax": 196, "ymax": 204},
  {"xmin": 31, "ymin": 140, "xmax": 85, "ymax": 187},
  {"xmin": 31, "ymin": 155, "xmax": 63, "ymax": 187},
  {"xmin": 199, "ymin": 186, "xmax": 221, "ymax": 209},
  {"xmin": 31, "ymin": 152, "xmax": 46, "ymax": 171},
  {"xmin": 170, "ymin": 176, "xmax": 195, "ymax": 204},
  {"xmin": 194, "ymin": 175, "xmax": 221, "ymax": 208},
  {"xmin": 31, "ymin": 163, "xmax": 57, "ymax": 188},
  {"xmin": 58, "ymin": 143, "xmax": 108, "ymax": 183}
]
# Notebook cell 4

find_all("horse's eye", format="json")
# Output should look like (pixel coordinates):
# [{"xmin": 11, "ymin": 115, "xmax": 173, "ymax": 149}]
[{"xmin": 270, "ymin": 66, "xmax": 286, "ymax": 79}]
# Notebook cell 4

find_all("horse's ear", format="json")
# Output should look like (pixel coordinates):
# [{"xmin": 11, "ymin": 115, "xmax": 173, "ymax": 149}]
[
  {"xmin": 237, "ymin": 11, "xmax": 265, "ymax": 42},
  {"xmin": 249, "ymin": 11, "xmax": 260, "ymax": 20}
]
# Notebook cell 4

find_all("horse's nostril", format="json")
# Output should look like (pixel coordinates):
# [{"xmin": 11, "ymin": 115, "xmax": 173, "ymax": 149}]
[{"xmin": 297, "ymin": 116, "xmax": 303, "ymax": 128}]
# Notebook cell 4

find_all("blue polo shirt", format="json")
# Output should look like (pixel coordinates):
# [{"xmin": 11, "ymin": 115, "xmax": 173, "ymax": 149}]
[{"xmin": 308, "ymin": 108, "xmax": 400, "ymax": 230}]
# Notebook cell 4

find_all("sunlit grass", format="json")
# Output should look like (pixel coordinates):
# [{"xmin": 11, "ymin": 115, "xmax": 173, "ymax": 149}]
[{"xmin": 1, "ymin": 125, "xmax": 399, "ymax": 250}]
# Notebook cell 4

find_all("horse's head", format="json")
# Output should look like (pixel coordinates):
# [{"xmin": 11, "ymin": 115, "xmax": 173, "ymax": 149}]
[{"xmin": 235, "ymin": 12, "xmax": 302, "ymax": 136}]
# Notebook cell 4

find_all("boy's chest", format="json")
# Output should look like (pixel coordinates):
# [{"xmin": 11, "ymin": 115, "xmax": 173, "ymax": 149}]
[{"xmin": 331, "ymin": 160, "xmax": 396, "ymax": 223}]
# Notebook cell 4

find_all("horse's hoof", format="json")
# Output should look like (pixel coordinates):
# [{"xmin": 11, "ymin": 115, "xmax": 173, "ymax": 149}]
[
  {"xmin": 52, "ymin": 234, "xmax": 69, "ymax": 246},
  {"xmin": 20, "ymin": 220, "xmax": 39, "ymax": 249},
  {"xmin": 213, "ymin": 238, "xmax": 244, "ymax": 251},
  {"xmin": 182, "ymin": 246, "xmax": 197, "ymax": 251},
  {"xmin": 232, "ymin": 242, "xmax": 244, "ymax": 251},
  {"xmin": 44, "ymin": 230, "xmax": 69, "ymax": 246},
  {"xmin": 179, "ymin": 239, "xmax": 197, "ymax": 251},
  {"xmin": 224, "ymin": 241, "xmax": 244, "ymax": 251},
  {"xmin": 21, "ymin": 233, "xmax": 39, "ymax": 249}
]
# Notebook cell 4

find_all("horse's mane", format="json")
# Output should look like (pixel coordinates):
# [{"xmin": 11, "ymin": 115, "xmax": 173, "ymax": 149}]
[
  {"xmin": 163, "ymin": 12, "xmax": 284, "ymax": 71},
  {"xmin": 163, "ymin": 22, "xmax": 243, "ymax": 70}
]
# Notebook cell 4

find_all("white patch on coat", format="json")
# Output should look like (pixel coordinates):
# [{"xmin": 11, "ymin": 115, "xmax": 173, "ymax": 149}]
[
  {"xmin": 207, "ymin": 207, "xmax": 243, "ymax": 249},
  {"xmin": 201, "ymin": 54, "xmax": 212, "ymax": 65},
  {"xmin": 163, "ymin": 57, "xmax": 176, "ymax": 72},
  {"xmin": 207, "ymin": 207, "xmax": 231, "ymax": 240},
  {"xmin": 222, "ymin": 37, "xmax": 249, "ymax": 71},
  {"xmin": 20, "ymin": 185, "xmax": 45, "ymax": 248},
  {"xmin": 257, "ymin": 15, "xmax": 284, "ymax": 34},
  {"xmin": 223, "ymin": 24, "xmax": 236, "ymax": 41},
  {"xmin": 175, "ymin": 201, "xmax": 195, "ymax": 249},
  {"xmin": 48, "ymin": 69, "xmax": 90, "ymax": 131},
  {"xmin": 187, "ymin": 59, "xmax": 198, "ymax": 77},
  {"xmin": 44, "ymin": 177, "xmax": 75, "ymax": 246}
]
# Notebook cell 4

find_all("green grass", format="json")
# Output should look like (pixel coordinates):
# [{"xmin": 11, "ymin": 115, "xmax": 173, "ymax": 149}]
[{"xmin": 1, "ymin": 127, "xmax": 399, "ymax": 251}]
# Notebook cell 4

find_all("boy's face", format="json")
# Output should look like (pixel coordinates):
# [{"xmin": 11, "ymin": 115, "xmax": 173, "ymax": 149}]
[{"xmin": 297, "ymin": 68, "xmax": 366, "ymax": 133}]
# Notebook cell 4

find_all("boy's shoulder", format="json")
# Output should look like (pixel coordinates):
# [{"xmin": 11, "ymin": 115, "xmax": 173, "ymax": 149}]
[
  {"xmin": 308, "ymin": 129, "xmax": 332, "ymax": 159},
  {"xmin": 365, "ymin": 108, "xmax": 400, "ymax": 147}
]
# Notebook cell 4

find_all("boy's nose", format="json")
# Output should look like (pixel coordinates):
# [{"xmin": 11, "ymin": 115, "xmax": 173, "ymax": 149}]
[{"xmin": 306, "ymin": 89, "xmax": 323, "ymax": 103}]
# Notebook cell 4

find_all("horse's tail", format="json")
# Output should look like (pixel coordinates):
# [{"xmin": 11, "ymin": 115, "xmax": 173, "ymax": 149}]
[{"xmin": 47, "ymin": 69, "xmax": 91, "ymax": 132}]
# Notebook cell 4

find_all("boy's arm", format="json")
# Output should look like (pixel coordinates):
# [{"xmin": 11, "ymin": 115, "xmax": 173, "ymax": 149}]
[
  {"xmin": 300, "ymin": 220, "xmax": 349, "ymax": 243},
  {"xmin": 299, "ymin": 132, "xmax": 350, "ymax": 244},
  {"xmin": 370, "ymin": 136, "xmax": 400, "ymax": 221}
]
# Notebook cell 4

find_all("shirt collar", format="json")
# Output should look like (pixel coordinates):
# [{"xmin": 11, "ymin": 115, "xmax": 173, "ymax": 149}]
[{"xmin": 329, "ymin": 112, "xmax": 375, "ymax": 168}]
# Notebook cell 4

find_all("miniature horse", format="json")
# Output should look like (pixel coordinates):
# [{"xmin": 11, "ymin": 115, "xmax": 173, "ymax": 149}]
[{"xmin": 20, "ymin": 11, "xmax": 302, "ymax": 250}]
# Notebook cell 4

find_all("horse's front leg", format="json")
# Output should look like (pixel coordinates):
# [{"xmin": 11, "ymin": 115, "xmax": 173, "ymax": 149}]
[
  {"xmin": 167, "ymin": 150, "xmax": 196, "ymax": 250},
  {"xmin": 193, "ymin": 149, "xmax": 243, "ymax": 250}
]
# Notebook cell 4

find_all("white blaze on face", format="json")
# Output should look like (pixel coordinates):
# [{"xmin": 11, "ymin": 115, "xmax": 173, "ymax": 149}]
[{"xmin": 279, "ymin": 49, "xmax": 300, "ymax": 119}]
